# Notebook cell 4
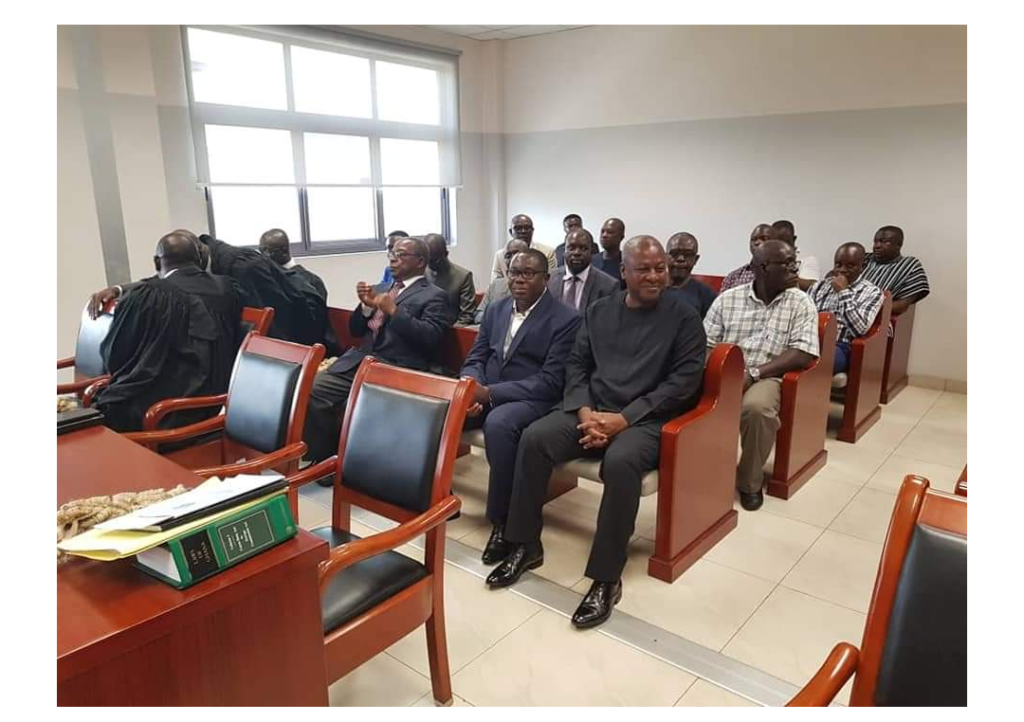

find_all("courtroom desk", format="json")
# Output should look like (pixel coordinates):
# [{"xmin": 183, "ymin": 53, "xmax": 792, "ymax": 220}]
[{"xmin": 58, "ymin": 426, "xmax": 329, "ymax": 706}]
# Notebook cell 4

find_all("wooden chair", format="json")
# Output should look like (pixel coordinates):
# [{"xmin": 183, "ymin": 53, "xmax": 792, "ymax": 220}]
[
  {"xmin": 117, "ymin": 334, "xmax": 325, "ymax": 479},
  {"xmin": 240, "ymin": 306, "xmax": 275, "ymax": 337},
  {"xmin": 691, "ymin": 273, "xmax": 725, "ymax": 293},
  {"xmin": 328, "ymin": 306, "xmax": 359, "ymax": 352},
  {"xmin": 788, "ymin": 474, "xmax": 966, "ymax": 706},
  {"xmin": 833, "ymin": 292, "xmax": 892, "ymax": 443},
  {"xmin": 767, "ymin": 313, "xmax": 838, "ymax": 499},
  {"xmin": 955, "ymin": 465, "xmax": 967, "ymax": 497},
  {"xmin": 282, "ymin": 357, "xmax": 475, "ymax": 706},
  {"xmin": 57, "ymin": 299, "xmax": 116, "ymax": 399},
  {"xmin": 881, "ymin": 302, "xmax": 916, "ymax": 404}
]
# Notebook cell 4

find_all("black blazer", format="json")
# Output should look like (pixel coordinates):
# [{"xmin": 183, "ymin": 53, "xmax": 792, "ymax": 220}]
[
  {"xmin": 328, "ymin": 277, "xmax": 449, "ymax": 374},
  {"xmin": 547, "ymin": 265, "xmax": 620, "ymax": 311}
]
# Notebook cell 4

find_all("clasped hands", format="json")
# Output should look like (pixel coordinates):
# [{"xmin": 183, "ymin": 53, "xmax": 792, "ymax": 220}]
[
  {"xmin": 356, "ymin": 282, "xmax": 397, "ymax": 315},
  {"xmin": 466, "ymin": 384, "xmax": 492, "ymax": 418},
  {"xmin": 576, "ymin": 408, "xmax": 628, "ymax": 449}
]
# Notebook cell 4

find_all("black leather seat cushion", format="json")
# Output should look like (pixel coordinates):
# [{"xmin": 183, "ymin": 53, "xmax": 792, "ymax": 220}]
[
  {"xmin": 341, "ymin": 382, "xmax": 449, "ymax": 513},
  {"xmin": 312, "ymin": 527, "xmax": 428, "ymax": 634},
  {"xmin": 76, "ymin": 309, "xmax": 114, "ymax": 378},
  {"xmin": 224, "ymin": 352, "xmax": 302, "ymax": 453},
  {"xmin": 874, "ymin": 523, "xmax": 967, "ymax": 706}
]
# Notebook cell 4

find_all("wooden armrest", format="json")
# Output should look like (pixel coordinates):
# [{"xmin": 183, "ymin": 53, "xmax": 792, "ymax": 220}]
[
  {"xmin": 661, "ymin": 343, "xmax": 741, "ymax": 437},
  {"xmin": 57, "ymin": 357, "xmax": 75, "ymax": 370},
  {"xmin": 317, "ymin": 494, "xmax": 462, "ymax": 593},
  {"xmin": 81, "ymin": 376, "xmax": 112, "ymax": 407},
  {"xmin": 123, "ymin": 415, "xmax": 226, "ymax": 449},
  {"xmin": 58, "ymin": 374, "xmax": 108, "ymax": 396},
  {"xmin": 143, "ymin": 393, "xmax": 228, "ymax": 430},
  {"xmin": 284, "ymin": 456, "xmax": 340, "ymax": 491},
  {"xmin": 194, "ymin": 442, "xmax": 307, "ymax": 478},
  {"xmin": 787, "ymin": 642, "xmax": 859, "ymax": 707}
]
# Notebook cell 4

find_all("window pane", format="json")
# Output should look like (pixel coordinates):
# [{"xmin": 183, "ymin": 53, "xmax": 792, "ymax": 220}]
[
  {"xmin": 379, "ymin": 139, "xmax": 440, "ymax": 185},
  {"xmin": 382, "ymin": 188, "xmax": 441, "ymax": 238},
  {"xmin": 205, "ymin": 125, "xmax": 294, "ymax": 184},
  {"xmin": 291, "ymin": 46, "xmax": 372, "ymax": 118},
  {"xmin": 304, "ymin": 134, "xmax": 371, "ymax": 185},
  {"xmin": 187, "ymin": 28, "xmax": 286, "ymax": 110},
  {"xmin": 307, "ymin": 188, "xmax": 376, "ymax": 242},
  {"xmin": 210, "ymin": 187, "xmax": 301, "ymax": 247},
  {"xmin": 375, "ymin": 61, "xmax": 440, "ymax": 125}
]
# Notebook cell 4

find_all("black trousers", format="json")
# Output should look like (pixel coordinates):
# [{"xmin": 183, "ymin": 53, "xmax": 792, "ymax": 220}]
[
  {"xmin": 504, "ymin": 409, "xmax": 661, "ymax": 582},
  {"xmin": 302, "ymin": 368, "xmax": 356, "ymax": 462}
]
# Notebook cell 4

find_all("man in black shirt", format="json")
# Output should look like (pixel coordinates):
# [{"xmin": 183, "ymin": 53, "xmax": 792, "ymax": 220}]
[
  {"xmin": 486, "ymin": 236, "xmax": 706, "ymax": 629},
  {"xmin": 597, "ymin": 217, "xmax": 626, "ymax": 287},
  {"xmin": 665, "ymin": 232, "xmax": 717, "ymax": 318}
]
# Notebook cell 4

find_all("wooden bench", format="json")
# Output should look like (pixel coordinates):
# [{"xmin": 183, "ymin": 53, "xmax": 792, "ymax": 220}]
[
  {"xmin": 955, "ymin": 465, "xmax": 967, "ymax": 497},
  {"xmin": 833, "ymin": 292, "xmax": 892, "ymax": 443},
  {"xmin": 881, "ymin": 303, "xmax": 916, "ymax": 404}
]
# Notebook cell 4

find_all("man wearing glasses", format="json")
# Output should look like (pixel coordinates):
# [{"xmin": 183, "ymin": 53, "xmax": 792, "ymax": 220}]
[
  {"xmin": 490, "ymin": 214, "xmax": 557, "ymax": 281},
  {"xmin": 704, "ymin": 240, "xmax": 820, "ymax": 511},
  {"xmin": 665, "ymin": 231, "xmax": 718, "ymax": 318},
  {"xmin": 302, "ymin": 237, "xmax": 449, "ymax": 463}
]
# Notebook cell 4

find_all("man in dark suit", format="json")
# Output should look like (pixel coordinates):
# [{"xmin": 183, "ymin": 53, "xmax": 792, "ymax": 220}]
[
  {"xmin": 302, "ymin": 237, "xmax": 449, "ymax": 462},
  {"xmin": 461, "ymin": 248, "xmax": 582, "ymax": 565},
  {"xmin": 547, "ymin": 229, "xmax": 620, "ymax": 313},
  {"xmin": 424, "ymin": 232, "xmax": 477, "ymax": 326}
]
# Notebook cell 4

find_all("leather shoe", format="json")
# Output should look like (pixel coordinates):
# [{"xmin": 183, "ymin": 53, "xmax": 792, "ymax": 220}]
[
  {"xmin": 485, "ymin": 542, "xmax": 543, "ymax": 588},
  {"xmin": 739, "ymin": 490, "xmax": 764, "ymax": 511},
  {"xmin": 572, "ymin": 580, "xmax": 622, "ymax": 629},
  {"xmin": 481, "ymin": 523, "xmax": 512, "ymax": 565}
]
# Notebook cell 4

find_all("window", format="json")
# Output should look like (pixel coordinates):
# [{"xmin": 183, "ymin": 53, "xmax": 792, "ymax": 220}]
[{"xmin": 183, "ymin": 26, "xmax": 461, "ymax": 254}]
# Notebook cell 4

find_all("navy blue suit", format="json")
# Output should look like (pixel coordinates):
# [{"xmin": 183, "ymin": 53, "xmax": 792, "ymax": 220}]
[{"xmin": 461, "ymin": 291, "xmax": 582, "ymax": 522}]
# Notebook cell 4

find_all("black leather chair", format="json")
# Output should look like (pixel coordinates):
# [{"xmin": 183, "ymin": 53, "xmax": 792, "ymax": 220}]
[
  {"xmin": 284, "ymin": 356, "xmax": 475, "ymax": 707},
  {"xmin": 789, "ymin": 474, "xmax": 967, "ymax": 706},
  {"xmin": 57, "ymin": 299, "xmax": 116, "ymax": 398}
]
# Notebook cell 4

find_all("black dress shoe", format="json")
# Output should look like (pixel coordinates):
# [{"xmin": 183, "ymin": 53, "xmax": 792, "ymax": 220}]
[
  {"xmin": 739, "ymin": 490, "xmax": 764, "ymax": 511},
  {"xmin": 572, "ymin": 580, "xmax": 623, "ymax": 629},
  {"xmin": 481, "ymin": 523, "xmax": 512, "ymax": 565},
  {"xmin": 485, "ymin": 542, "xmax": 543, "ymax": 588}
]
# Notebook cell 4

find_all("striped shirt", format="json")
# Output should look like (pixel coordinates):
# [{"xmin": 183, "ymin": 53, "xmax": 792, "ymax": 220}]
[
  {"xmin": 704, "ymin": 284, "xmax": 820, "ymax": 368},
  {"xmin": 808, "ymin": 277, "xmax": 885, "ymax": 345},
  {"xmin": 861, "ymin": 254, "xmax": 930, "ymax": 302},
  {"xmin": 720, "ymin": 263, "xmax": 755, "ymax": 291}
]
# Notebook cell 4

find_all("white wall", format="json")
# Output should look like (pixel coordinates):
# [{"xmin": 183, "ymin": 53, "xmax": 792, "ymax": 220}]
[{"xmin": 500, "ymin": 25, "xmax": 967, "ymax": 383}]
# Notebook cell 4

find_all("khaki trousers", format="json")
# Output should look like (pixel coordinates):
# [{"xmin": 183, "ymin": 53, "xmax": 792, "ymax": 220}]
[{"xmin": 737, "ymin": 378, "xmax": 782, "ymax": 494}]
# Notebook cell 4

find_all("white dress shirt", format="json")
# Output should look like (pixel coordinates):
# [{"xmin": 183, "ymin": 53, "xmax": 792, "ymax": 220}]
[
  {"xmin": 504, "ymin": 290, "xmax": 547, "ymax": 356},
  {"xmin": 562, "ymin": 265, "xmax": 591, "ymax": 310}
]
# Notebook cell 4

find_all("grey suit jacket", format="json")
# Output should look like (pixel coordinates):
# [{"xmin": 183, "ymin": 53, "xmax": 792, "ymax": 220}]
[{"xmin": 547, "ymin": 265, "xmax": 620, "ymax": 312}]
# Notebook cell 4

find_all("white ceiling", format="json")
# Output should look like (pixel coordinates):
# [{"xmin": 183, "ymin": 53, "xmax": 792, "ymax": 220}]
[{"xmin": 420, "ymin": 25, "xmax": 590, "ymax": 41}]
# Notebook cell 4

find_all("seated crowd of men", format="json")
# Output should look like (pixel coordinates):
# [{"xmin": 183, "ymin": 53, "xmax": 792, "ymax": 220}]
[{"xmin": 79, "ymin": 213, "xmax": 930, "ymax": 629}]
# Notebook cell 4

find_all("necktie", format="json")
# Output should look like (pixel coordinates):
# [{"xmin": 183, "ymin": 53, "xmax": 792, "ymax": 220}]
[
  {"xmin": 564, "ymin": 275, "xmax": 580, "ymax": 310},
  {"xmin": 368, "ymin": 280, "xmax": 404, "ymax": 337}
]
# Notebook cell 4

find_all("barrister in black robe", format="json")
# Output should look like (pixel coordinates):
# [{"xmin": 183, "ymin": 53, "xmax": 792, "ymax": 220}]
[{"xmin": 94, "ymin": 233, "xmax": 243, "ymax": 432}]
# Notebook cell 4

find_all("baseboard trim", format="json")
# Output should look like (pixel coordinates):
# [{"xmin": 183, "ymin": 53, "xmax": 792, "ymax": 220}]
[{"xmin": 908, "ymin": 375, "xmax": 967, "ymax": 394}]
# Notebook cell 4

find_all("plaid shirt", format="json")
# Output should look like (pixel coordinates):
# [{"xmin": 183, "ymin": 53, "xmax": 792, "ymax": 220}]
[
  {"xmin": 808, "ymin": 276, "xmax": 884, "ymax": 345},
  {"xmin": 704, "ymin": 284, "xmax": 820, "ymax": 368},
  {"xmin": 720, "ymin": 263, "xmax": 755, "ymax": 292}
]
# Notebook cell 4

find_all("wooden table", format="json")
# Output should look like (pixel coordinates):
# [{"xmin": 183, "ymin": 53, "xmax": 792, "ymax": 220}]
[{"xmin": 58, "ymin": 426, "xmax": 329, "ymax": 705}]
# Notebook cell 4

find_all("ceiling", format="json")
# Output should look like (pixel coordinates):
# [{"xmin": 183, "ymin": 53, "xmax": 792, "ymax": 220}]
[{"xmin": 420, "ymin": 25, "xmax": 590, "ymax": 41}]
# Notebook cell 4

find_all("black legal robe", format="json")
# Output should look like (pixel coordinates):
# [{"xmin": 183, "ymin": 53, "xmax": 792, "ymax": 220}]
[
  {"xmin": 289, "ymin": 264, "xmax": 342, "ymax": 355},
  {"xmin": 94, "ymin": 266, "xmax": 243, "ymax": 432}
]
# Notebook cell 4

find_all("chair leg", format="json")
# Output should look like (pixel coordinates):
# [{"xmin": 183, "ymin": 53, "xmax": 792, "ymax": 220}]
[{"xmin": 425, "ymin": 591, "xmax": 453, "ymax": 706}]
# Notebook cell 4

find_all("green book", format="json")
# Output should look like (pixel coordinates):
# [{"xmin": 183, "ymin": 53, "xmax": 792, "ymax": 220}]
[{"xmin": 133, "ymin": 493, "xmax": 297, "ymax": 589}]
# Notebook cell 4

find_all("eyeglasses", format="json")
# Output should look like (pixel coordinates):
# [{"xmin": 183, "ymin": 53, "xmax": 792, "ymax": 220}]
[
  {"xmin": 766, "ymin": 259, "xmax": 801, "ymax": 272},
  {"xmin": 388, "ymin": 250, "xmax": 420, "ymax": 261},
  {"xmin": 507, "ymin": 268, "xmax": 542, "ymax": 280}
]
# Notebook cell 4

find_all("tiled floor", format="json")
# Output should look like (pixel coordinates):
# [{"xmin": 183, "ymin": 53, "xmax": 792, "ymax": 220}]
[{"xmin": 298, "ymin": 386, "xmax": 965, "ymax": 707}]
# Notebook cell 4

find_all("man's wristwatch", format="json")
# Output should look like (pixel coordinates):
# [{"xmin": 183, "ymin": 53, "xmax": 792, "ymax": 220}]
[{"xmin": 747, "ymin": 366, "xmax": 761, "ymax": 382}]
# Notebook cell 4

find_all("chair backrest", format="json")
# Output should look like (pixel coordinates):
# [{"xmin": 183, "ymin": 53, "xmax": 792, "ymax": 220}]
[
  {"xmin": 223, "ymin": 334, "xmax": 325, "ymax": 454},
  {"xmin": 691, "ymin": 273, "xmax": 725, "ymax": 293},
  {"xmin": 852, "ymin": 475, "xmax": 967, "ymax": 706},
  {"xmin": 75, "ymin": 300, "xmax": 117, "ymax": 379},
  {"xmin": 240, "ymin": 306, "xmax": 274, "ymax": 337},
  {"xmin": 332, "ymin": 357, "xmax": 475, "ymax": 520}
]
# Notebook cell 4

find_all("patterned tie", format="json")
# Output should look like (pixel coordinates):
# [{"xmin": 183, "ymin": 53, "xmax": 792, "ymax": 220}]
[
  {"xmin": 368, "ymin": 280, "xmax": 404, "ymax": 337},
  {"xmin": 564, "ymin": 275, "xmax": 580, "ymax": 310}
]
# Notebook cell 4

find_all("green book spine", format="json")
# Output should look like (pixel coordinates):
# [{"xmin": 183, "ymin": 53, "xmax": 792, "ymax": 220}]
[{"xmin": 133, "ymin": 493, "xmax": 298, "ymax": 589}]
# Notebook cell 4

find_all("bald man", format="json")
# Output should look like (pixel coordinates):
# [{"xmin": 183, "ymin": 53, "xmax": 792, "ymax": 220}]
[
  {"xmin": 424, "ymin": 232, "xmax": 477, "ymax": 326},
  {"xmin": 721, "ymin": 223, "xmax": 773, "ymax": 291},
  {"xmin": 487, "ymin": 236, "xmax": 706, "ymax": 630},
  {"xmin": 665, "ymin": 232, "xmax": 717, "ymax": 318},
  {"xmin": 491, "ymin": 214, "xmax": 557, "ymax": 281},
  {"xmin": 93, "ymin": 232, "xmax": 243, "ymax": 432}
]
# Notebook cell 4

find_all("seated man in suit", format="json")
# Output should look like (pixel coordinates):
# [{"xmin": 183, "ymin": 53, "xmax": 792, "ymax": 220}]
[
  {"xmin": 665, "ymin": 231, "xmax": 717, "ymax": 317},
  {"xmin": 475, "ymin": 239, "xmax": 529, "ymax": 324},
  {"xmin": 490, "ymin": 214, "xmax": 557, "ymax": 281},
  {"xmin": 303, "ymin": 237, "xmax": 448, "ymax": 463},
  {"xmin": 94, "ymin": 232, "xmax": 243, "ymax": 432},
  {"xmin": 424, "ymin": 232, "xmax": 477, "ymax": 326},
  {"xmin": 808, "ymin": 242, "xmax": 884, "ymax": 374},
  {"xmin": 487, "ymin": 236, "xmax": 706, "ymax": 629},
  {"xmin": 704, "ymin": 240, "xmax": 820, "ymax": 511},
  {"xmin": 721, "ymin": 223, "xmax": 773, "ymax": 291},
  {"xmin": 554, "ymin": 212, "xmax": 583, "ymax": 267},
  {"xmin": 861, "ymin": 225, "xmax": 930, "ymax": 317},
  {"xmin": 597, "ymin": 217, "xmax": 626, "ymax": 287},
  {"xmin": 548, "ymin": 229, "xmax": 620, "ymax": 312},
  {"xmin": 461, "ymin": 248, "xmax": 582, "ymax": 564}
]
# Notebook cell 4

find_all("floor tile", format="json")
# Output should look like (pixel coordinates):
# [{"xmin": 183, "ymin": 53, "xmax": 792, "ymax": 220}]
[
  {"xmin": 916, "ymin": 404, "xmax": 968, "ymax": 435},
  {"xmin": 328, "ymin": 649, "xmax": 431, "ymax": 707},
  {"xmin": 722, "ymin": 586, "xmax": 866, "ymax": 705},
  {"xmin": 762, "ymin": 474, "xmax": 860, "ymax": 528},
  {"xmin": 931, "ymin": 390, "xmax": 967, "ymax": 412},
  {"xmin": 847, "ymin": 416, "xmax": 919, "ymax": 455},
  {"xmin": 703, "ymin": 508, "xmax": 823, "ymax": 583},
  {"xmin": 449, "ymin": 448, "xmax": 498, "ymax": 541},
  {"xmin": 386, "ymin": 565, "xmax": 542, "ymax": 675},
  {"xmin": 896, "ymin": 424, "xmax": 967, "ymax": 469},
  {"xmin": 818, "ymin": 441, "xmax": 892, "ymax": 486},
  {"xmin": 865, "ymin": 454, "xmax": 962, "ymax": 495},
  {"xmin": 829, "ymin": 487, "xmax": 898, "ymax": 544},
  {"xmin": 452, "ymin": 609, "xmax": 696, "ymax": 706},
  {"xmin": 411, "ymin": 693, "xmax": 473, "ymax": 706},
  {"xmin": 782, "ymin": 530, "xmax": 883, "ymax": 613},
  {"xmin": 571, "ymin": 539, "xmax": 775, "ymax": 651},
  {"xmin": 297, "ymin": 494, "xmax": 331, "ymax": 531},
  {"xmin": 882, "ymin": 386, "xmax": 943, "ymax": 418},
  {"xmin": 675, "ymin": 679, "xmax": 759, "ymax": 707}
]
